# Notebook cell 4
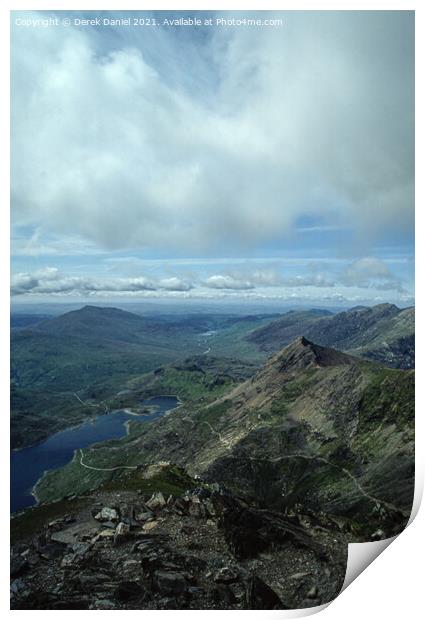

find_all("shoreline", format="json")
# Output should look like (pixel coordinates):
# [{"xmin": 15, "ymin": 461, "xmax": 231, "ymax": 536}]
[{"xmin": 15, "ymin": 395, "xmax": 182, "ymax": 513}]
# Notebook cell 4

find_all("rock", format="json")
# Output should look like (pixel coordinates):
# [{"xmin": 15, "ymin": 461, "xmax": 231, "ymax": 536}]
[
  {"xmin": 135, "ymin": 511, "xmax": 154, "ymax": 522},
  {"xmin": 245, "ymin": 575, "xmax": 286, "ymax": 609},
  {"xmin": 172, "ymin": 497, "xmax": 189, "ymax": 515},
  {"xmin": 61, "ymin": 554, "xmax": 78, "ymax": 568},
  {"xmin": 10, "ymin": 555, "xmax": 29, "ymax": 578},
  {"xmin": 143, "ymin": 521, "xmax": 159, "ymax": 532},
  {"xmin": 90, "ymin": 599, "xmax": 116, "ymax": 610},
  {"xmin": 210, "ymin": 584, "xmax": 236, "ymax": 605},
  {"xmin": 114, "ymin": 521, "xmax": 131, "ymax": 545},
  {"xmin": 78, "ymin": 574, "xmax": 110, "ymax": 589},
  {"xmin": 204, "ymin": 499, "xmax": 217, "ymax": 516},
  {"xmin": 94, "ymin": 507, "xmax": 119, "ymax": 522},
  {"xmin": 48, "ymin": 515, "xmax": 75, "ymax": 530},
  {"xmin": 115, "ymin": 581, "xmax": 148, "ymax": 602},
  {"xmin": 145, "ymin": 492, "xmax": 166, "ymax": 511},
  {"xmin": 306, "ymin": 585, "xmax": 318, "ymax": 599},
  {"xmin": 289, "ymin": 572, "xmax": 310, "ymax": 580},
  {"xmin": 92, "ymin": 529, "xmax": 115, "ymax": 543},
  {"xmin": 214, "ymin": 566, "xmax": 240, "ymax": 584},
  {"xmin": 191, "ymin": 487, "xmax": 211, "ymax": 499},
  {"xmin": 188, "ymin": 586, "xmax": 204, "ymax": 596},
  {"xmin": 122, "ymin": 559, "xmax": 142, "ymax": 571},
  {"xmin": 102, "ymin": 520, "xmax": 117, "ymax": 530},
  {"xmin": 154, "ymin": 571, "xmax": 187, "ymax": 596},
  {"xmin": 188, "ymin": 502, "xmax": 207, "ymax": 519},
  {"xmin": 38, "ymin": 541, "xmax": 67, "ymax": 560},
  {"xmin": 25, "ymin": 551, "xmax": 40, "ymax": 567},
  {"xmin": 131, "ymin": 538, "xmax": 157, "ymax": 554},
  {"xmin": 10, "ymin": 578, "xmax": 26, "ymax": 596}
]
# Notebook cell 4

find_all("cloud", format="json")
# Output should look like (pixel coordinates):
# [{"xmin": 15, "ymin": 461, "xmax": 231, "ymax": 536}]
[
  {"xmin": 158, "ymin": 277, "xmax": 193, "ymax": 292},
  {"xmin": 10, "ymin": 269, "xmax": 191, "ymax": 296},
  {"xmin": 339, "ymin": 257, "xmax": 406, "ymax": 292},
  {"xmin": 11, "ymin": 11, "xmax": 414, "ymax": 256},
  {"xmin": 203, "ymin": 275, "xmax": 255, "ymax": 290}
]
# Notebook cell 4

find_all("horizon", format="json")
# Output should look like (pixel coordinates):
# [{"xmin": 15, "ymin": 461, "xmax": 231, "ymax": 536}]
[{"xmin": 10, "ymin": 298, "xmax": 414, "ymax": 319}]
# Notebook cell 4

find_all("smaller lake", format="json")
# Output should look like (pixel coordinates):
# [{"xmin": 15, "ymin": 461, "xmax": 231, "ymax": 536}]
[{"xmin": 10, "ymin": 396, "xmax": 179, "ymax": 514}]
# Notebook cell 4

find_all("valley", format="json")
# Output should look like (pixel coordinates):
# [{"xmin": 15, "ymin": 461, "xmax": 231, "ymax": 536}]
[{"xmin": 10, "ymin": 302, "xmax": 415, "ymax": 610}]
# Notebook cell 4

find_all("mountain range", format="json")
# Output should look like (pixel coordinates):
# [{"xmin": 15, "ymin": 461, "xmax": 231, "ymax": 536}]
[
  {"xmin": 35, "ymin": 335, "xmax": 414, "ymax": 540},
  {"xmin": 246, "ymin": 303, "xmax": 414, "ymax": 369},
  {"xmin": 10, "ymin": 305, "xmax": 415, "ymax": 610}
]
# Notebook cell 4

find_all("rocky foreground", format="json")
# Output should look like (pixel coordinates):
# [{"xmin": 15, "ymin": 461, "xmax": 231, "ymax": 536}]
[{"xmin": 11, "ymin": 478, "xmax": 348, "ymax": 610}]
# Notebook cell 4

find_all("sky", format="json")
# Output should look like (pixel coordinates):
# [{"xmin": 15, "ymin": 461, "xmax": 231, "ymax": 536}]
[{"xmin": 10, "ymin": 10, "xmax": 415, "ymax": 308}]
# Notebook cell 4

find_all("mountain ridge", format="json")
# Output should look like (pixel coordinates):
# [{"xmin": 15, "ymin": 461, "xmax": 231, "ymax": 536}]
[
  {"xmin": 35, "ymin": 336, "xmax": 414, "ymax": 541},
  {"xmin": 247, "ymin": 303, "xmax": 414, "ymax": 369}
]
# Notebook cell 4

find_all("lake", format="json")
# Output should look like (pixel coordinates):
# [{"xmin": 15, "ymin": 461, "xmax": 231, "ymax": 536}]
[{"xmin": 10, "ymin": 395, "xmax": 179, "ymax": 513}]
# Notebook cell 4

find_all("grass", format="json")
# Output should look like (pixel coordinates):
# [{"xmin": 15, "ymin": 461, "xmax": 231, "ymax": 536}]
[
  {"xmin": 358, "ymin": 368, "xmax": 414, "ymax": 433},
  {"xmin": 11, "ymin": 496, "xmax": 90, "ymax": 544},
  {"xmin": 101, "ymin": 464, "xmax": 197, "ymax": 496},
  {"xmin": 11, "ymin": 465, "xmax": 197, "ymax": 544}
]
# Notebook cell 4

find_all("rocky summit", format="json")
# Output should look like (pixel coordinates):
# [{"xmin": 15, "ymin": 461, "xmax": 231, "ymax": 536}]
[{"xmin": 11, "ymin": 478, "xmax": 348, "ymax": 610}]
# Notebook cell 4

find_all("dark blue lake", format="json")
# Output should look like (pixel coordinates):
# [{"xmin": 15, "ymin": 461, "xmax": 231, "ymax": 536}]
[{"xmin": 10, "ymin": 396, "xmax": 179, "ymax": 514}]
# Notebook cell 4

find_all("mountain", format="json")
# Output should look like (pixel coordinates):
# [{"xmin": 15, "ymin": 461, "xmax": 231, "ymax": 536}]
[
  {"xmin": 36, "ymin": 337, "xmax": 414, "ymax": 541},
  {"xmin": 11, "ymin": 337, "xmax": 414, "ymax": 609},
  {"xmin": 246, "ymin": 303, "xmax": 414, "ymax": 369},
  {"xmin": 30, "ymin": 305, "xmax": 149, "ymax": 343}
]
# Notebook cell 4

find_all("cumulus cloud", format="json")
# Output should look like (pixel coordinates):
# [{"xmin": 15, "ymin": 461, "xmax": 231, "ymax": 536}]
[
  {"xmin": 10, "ymin": 269, "xmax": 191, "ymax": 296},
  {"xmin": 339, "ymin": 257, "xmax": 406, "ymax": 292},
  {"xmin": 11, "ymin": 258, "xmax": 408, "ymax": 298},
  {"xmin": 158, "ymin": 277, "xmax": 193, "ymax": 292},
  {"xmin": 11, "ymin": 11, "xmax": 414, "ymax": 255},
  {"xmin": 203, "ymin": 275, "xmax": 255, "ymax": 290},
  {"xmin": 203, "ymin": 268, "xmax": 334, "ymax": 290}
]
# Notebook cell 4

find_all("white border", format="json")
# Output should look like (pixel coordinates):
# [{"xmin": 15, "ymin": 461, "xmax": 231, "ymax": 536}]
[{"xmin": 2, "ymin": 2, "xmax": 423, "ymax": 618}]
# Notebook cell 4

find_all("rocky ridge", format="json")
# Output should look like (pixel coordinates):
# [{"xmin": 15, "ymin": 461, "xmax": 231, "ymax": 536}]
[
  {"xmin": 11, "ymin": 477, "xmax": 348, "ymax": 610},
  {"xmin": 247, "ymin": 304, "xmax": 414, "ymax": 369}
]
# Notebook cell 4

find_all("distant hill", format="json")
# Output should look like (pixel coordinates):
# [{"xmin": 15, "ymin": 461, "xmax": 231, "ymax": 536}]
[
  {"xmin": 246, "ymin": 303, "xmax": 414, "ymax": 369},
  {"xmin": 30, "ymin": 305, "xmax": 148, "ymax": 343},
  {"xmin": 10, "ymin": 306, "xmax": 273, "ymax": 448}
]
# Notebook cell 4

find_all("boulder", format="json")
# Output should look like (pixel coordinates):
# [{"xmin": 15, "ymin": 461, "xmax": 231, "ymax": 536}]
[
  {"xmin": 245, "ymin": 575, "xmax": 286, "ymax": 609},
  {"xmin": 143, "ymin": 521, "xmax": 159, "ymax": 532},
  {"xmin": 10, "ymin": 555, "xmax": 29, "ymax": 578},
  {"xmin": 135, "ymin": 511, "xmax": 154, "ymax": 522},
  {"xmin": 115, "ymin": 581, "xmax": 148, "ymax": 602},
  {"xmin": 145, "ymin": 492, "xmax": 166, "ymax": 512},
  {"xmin": 214, "ymin": 566, "xmax": 240, "ymax": 584},
  {"xmin": 154, "ymin": 571, "xmax": 187, "ymax": 596},
  {"xmin": 94, "ymin": 507, "xmax": 119, "ymax": 522},
  {"xmin": 114, "ymin": 521, "xmax": 131, "ymax": 545}
]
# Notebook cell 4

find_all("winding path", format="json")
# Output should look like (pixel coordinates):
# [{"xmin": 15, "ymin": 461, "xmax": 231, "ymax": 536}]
[
  {"xmin": 78, "ymin": 449, "xmax": 137, "ymax": 472},
  {"xmin": 74, "ymin": 392, "xmax": 109, "ymax": 414},
  {"xmin": 182, "ymin": 411, "xmax": 401, "ymax": 514}
]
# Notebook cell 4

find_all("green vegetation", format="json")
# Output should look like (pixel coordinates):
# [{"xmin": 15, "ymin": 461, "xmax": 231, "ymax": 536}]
[
  {"xmin": 11, "ymin": 496, "xmax": 90, "ymax": 544},
  {"xmin": 11, "ymin": 306, "xmax": 272, "ymax": 449},
  {"xmin": 101, "ymin": 464, "xmax": 197, "ymax": 496},
  {"xmin": 358, "ymin": 368, "xmax": 414, "ymax": 433}
]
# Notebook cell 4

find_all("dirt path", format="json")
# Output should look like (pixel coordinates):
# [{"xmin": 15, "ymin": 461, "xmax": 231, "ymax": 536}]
[
  {"xmin": 73, "ymin": 393, "xmax": 109, "ymax": 414},
  {"xmin": 78, "ymin": 449, "xmax": 137, "ymax": 472}
]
